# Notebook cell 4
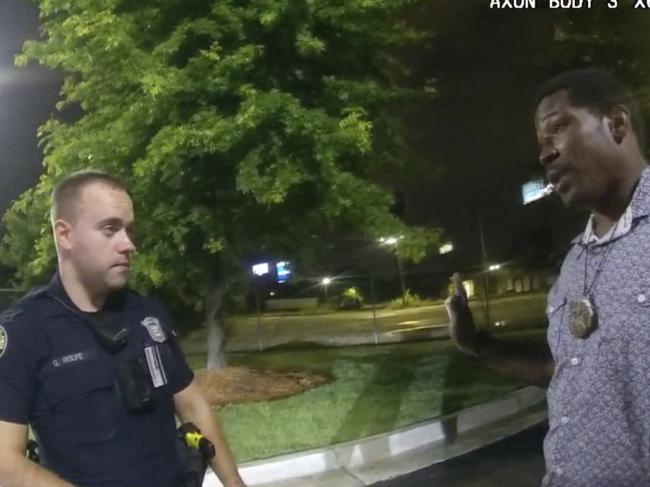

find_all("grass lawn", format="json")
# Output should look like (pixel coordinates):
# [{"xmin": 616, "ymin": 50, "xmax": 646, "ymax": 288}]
[{"xmin": 182, "ymin": 330, "xmax": 545, "ymax": 463}]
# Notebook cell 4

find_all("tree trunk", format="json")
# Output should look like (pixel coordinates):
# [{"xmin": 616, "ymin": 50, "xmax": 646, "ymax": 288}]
[{"xmin": 204, "ymin": 275, "xmax": 228, "ymax": 370}]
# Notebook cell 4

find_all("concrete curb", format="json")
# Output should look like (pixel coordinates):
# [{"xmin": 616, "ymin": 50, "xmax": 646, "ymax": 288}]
[{"xmin": 203, "ymin": 386, "xmax": 547, "ymax": 486}]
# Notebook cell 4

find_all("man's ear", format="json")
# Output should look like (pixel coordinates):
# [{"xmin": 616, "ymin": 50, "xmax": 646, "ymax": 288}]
[
  {"xmin": 53, "ymin": 219, "xmax": 73, "ymax": 252},
  {"xmin": 607, "ymin": 104, "xmax": 632, "ymax": 144}
]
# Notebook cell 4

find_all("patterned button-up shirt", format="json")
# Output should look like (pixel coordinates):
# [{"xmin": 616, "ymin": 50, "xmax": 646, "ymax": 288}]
[{"xmin": 544, "ymin": 166, "xmax": 650, "ymax": 486}]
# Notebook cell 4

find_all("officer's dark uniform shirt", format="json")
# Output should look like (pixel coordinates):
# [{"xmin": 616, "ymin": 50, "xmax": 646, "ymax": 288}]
[{"xmin": 0, "ymin": 274, "xmax": 195, "ymax": 487}]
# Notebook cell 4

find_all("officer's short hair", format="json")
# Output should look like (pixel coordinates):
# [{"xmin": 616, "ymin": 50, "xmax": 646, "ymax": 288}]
[
  {"xmin": 51, "ymin": 170, "xmax": 128, "ymax": 223},
  {"xmin": 533, "ymin": 68, "xmax": 646, "ymax": 152}
]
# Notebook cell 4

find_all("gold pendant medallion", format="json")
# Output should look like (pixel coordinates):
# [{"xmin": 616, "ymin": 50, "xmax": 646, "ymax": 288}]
[{"xmin": 569, "ymin": 298, "xmax": 596, "ymax": 338}]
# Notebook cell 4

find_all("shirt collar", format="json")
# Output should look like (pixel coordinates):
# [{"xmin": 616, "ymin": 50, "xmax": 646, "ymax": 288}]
[
  {"xmin": 581, "ymin": 205, "xmax": 633, "ymax": 245},
  {"xmin": 46, "ymin": 273, "xmax": 132, "ymax": 314},
  {"xmin": 630, "ymin": 165, "xmax": 650, "ymax": 219},
  {"xmin": 47, "ymin": 273, "xmax": 76, "ymax": 309},
  {"xmin": 572, "ymin": 165, "xmax": 650, "ymax": 246}
]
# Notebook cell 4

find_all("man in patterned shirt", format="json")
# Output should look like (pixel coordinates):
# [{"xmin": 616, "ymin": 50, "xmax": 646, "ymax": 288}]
[{"xmin": 447, "ymin": 67, "xmax": 650, "ymax": 486}]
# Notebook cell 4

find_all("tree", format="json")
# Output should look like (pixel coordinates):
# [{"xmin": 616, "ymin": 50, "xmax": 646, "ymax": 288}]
[
  {"xmin": 2, "ymin": 0, "xmax": 440, "ymax": 368},
  {"xmin": 549, "ymin": 6, "xmax": 650, "ymax": 134}
]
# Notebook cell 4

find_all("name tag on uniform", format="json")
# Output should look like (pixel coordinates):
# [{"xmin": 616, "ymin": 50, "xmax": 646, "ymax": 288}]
[
  {"xmin": 48, "ymin": 350, "xmax": 97, "ymax": 371},
  {"xmin": 144, "ymin": 346, "xmax": 168, "ymax": 388}
]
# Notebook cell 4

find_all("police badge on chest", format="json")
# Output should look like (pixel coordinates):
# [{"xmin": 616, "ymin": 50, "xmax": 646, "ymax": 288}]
[{"xmin": 141, "ymin": 316, "xmax": 167, "ymax": 343}]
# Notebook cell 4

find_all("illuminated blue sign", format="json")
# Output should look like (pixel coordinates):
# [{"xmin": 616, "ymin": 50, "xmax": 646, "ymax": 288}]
[
  {"xmin": 276, "ymin": 261, "xmax": 291, "ymax": 283},
  {"xmin": 522, "ymin": 179, "xmax": 552, "ymax": 205}
]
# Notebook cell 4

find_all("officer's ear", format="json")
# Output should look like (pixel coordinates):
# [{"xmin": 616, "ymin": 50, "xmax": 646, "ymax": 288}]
[
  {"xmin": 606, "ymin": 104, "xmax": 632, "ymax": 145},
  {"xmin": 53, "ymin": 219, "xmax": 73, "ymax": 252}
]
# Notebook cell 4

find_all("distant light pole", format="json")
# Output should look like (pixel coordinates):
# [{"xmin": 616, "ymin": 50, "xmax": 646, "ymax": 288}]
[
  {"xmin": 379, "ymin": 236, "xmax": 406, "ymax": 307},
  {"xmin": 251, "ymin": 262, "xmax": 271, "ymax": 351},
  {"xmin": 369, "ymin": 274, "xmax": 379, "ymax": 345},
  {"xmin": 479, "ymin": 219, "xmax": 492, "ymax": 327},
  {"xmin": 321, "ymin": 277, "xmax": 332, "ymax": 304}
]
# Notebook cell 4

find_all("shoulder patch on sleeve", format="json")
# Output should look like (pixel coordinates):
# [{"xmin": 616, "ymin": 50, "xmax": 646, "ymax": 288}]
[{"xmin": 0, "ymin": 325, "xmax": 8, "ymax": 358}]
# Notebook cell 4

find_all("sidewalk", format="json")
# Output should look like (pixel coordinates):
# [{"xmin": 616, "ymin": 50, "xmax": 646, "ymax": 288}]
[
  {"xmin": 203, "ymin": 386, "xmax": 547, "ymax": 487},
  {"xmin": 372, "ymin": 421, "xmax": 546, "ymax": 486}
]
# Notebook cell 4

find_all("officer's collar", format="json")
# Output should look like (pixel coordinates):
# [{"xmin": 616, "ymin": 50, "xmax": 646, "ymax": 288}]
[{"xmin": 46, "ymin": 273, "xmax": 133, "ymax": 316}]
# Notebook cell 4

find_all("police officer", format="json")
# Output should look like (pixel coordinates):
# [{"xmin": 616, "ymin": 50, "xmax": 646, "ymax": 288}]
[{"xmin": 0, "ymin": 171, "xmax": 246, "ymax": 487}]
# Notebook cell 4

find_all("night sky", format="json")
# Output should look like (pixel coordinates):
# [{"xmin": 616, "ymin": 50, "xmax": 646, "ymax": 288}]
[
  {"xmin": 0, "ymin": 1, "xmax": 598, "ymax": 271},
  {"xmin": 0, "ymin": 0, "xmax": 60, "ymax": 214},
  {"xmin": 397, "ymin": 2, "xmax": 588, "ymax": 270}
]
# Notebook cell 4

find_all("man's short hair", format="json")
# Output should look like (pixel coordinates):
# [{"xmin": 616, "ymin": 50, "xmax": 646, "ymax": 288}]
[
  {"xmin": 533, "ymin": 67, "xmax": 646, "ymax": 152},
  {"xmin": 51, "ymin": 170, "xmax": 127, "ymax": 223}
]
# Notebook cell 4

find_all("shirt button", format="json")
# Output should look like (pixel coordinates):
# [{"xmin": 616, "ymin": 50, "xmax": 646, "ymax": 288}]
[
  {"xmin": 548, "ymin": 306, "xmax": 554, "ymax": 313},
  {"xmin": 570, "ymin": 357, "xmax": 580, "ymax": 366},
  {"xmin": 560, "ymin": 416, "xmax": 569, "ymax": 425},
  {"xmin": 555, "ymin": 467, "xmax": 564, "ymax": 475},
  {"xmin": 638, "ymin": 294, "xmax": 647, "ymax": 304}
]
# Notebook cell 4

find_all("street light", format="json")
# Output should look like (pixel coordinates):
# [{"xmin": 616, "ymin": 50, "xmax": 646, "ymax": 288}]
[
  {"xmin": 482, "ymin": 262, "xmax": 503, "ymax": 327},
  {"xmin": 378, "ymin": 235, "xmax": 407, "ymax": 307},
  {"xmin": 251, "ymin": 262, "xmax": 271, "ymax": 352},
  {"xmin": 439, "ymin": 242, "xmax": 454, "ymax": 255},
  {"xmin": 379, "ymin": 236, "xmax": 402, "ymax": 246},
  {"xmin": 321, "ymin": 277, "xmax": 332, "ymax": 304},
  {"xmin": 479, "ymin": 219, "xmax": 492, "ymax": 327}
]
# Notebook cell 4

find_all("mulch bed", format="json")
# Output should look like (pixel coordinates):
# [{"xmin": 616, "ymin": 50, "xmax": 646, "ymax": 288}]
[{"xmin": 194, "ymin": 366, "xmax": 330, "ymax": 406}]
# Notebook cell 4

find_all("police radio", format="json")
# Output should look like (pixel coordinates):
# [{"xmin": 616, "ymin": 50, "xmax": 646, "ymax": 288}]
[
  {"xmin": 84, "ymin": 314, "xmax": 154, "ymax": 411},
  {"xmin": 116, "ymin": 358, "xmax": 154, "ymax": 411},
  {"xmin": 85, "ymin": 314, "xmax": 129, "ymax": 353}
]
